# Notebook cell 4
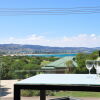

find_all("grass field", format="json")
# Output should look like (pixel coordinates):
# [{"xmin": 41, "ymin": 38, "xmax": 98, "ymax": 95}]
[{"xmin": 54, "ymin": 91, "xmax": 100, "ymax": 97}]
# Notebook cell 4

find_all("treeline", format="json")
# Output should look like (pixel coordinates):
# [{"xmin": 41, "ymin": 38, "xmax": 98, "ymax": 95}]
[
  {"xmin": 74, "ymin": 51, "xmax": 98, "ymax": 74},
  {"xmin": 0, "ymin": 56, "xmax": 58, "ymax": 79}
]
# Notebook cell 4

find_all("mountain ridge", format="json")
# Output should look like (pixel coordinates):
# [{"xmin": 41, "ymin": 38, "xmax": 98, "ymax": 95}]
[{"xmin": 0, "ymin": 44, "xmax": 99, "ymax": 54}]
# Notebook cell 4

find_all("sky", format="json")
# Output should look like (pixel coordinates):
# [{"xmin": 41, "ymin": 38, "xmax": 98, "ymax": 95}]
[{"xmin": 0, "ymin": 0, "xmax": 100, "ymax": 47}]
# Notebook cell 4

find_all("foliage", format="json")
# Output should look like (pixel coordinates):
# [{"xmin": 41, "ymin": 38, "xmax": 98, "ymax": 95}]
[
  {"xmin": 21, "ymin": 90, "xmax": 40, "ymax": 96},
  {"xmin": 54, "ymin": 91, "xmax": 100, "ymax": 97},
  {"xmin": 0, "ymin": 51, "xmax": 99, "ymax": 79},
  {"xmin": 0, "ymin": 56, "xmax": 57, "ymax": 79},
  {"xmin": 74, "ymin": 51, "xmax": 98, "ymax": 74},
  {"xmin": 40, "ymin": 60, "xmax": 51, "ymax": 66},
  {"xmin": 66, "ymin": 60, "xmax": 75, "ymax": 73},
  {"xmin": 21, "ymin": 90, "xmax": 55, "ymax": 96}
]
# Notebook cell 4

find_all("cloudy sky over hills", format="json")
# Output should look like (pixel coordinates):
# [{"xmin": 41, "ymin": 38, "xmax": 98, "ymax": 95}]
[
  {"xmin": 0, "ymin": 0, "xmax": 100, "ymax": 47},
  {"xmin": 1, "ymin": 33, "xmax": 100, "ymax": 47}
]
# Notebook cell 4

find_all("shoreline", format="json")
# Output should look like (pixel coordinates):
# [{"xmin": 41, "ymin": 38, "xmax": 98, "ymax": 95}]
[{"xmin": 3, "ymin": 53, "xmax": 78, "ymax": 56}]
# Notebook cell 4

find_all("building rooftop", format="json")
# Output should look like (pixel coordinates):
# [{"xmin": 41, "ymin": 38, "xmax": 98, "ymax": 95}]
[{"xmin": 42, "ymin": 56, "xmax": 77, "ymax": 69}]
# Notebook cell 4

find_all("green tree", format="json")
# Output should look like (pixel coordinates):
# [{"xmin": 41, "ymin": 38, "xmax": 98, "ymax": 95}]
[
  {"xmin": 66, "ymin": 60, "xmax": 74, "ymax": 73},
  {"xmin": 41, "ymin": 60, "xmax": 51, "ymax": 66}
]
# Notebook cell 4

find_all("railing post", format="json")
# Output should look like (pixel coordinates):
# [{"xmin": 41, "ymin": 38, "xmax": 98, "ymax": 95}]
[
  {"xmin": 14, "ymin": 85, "xmax": 20, "ymax": 100},
  {"xmin": 40, "ymin": 90, "xmax": 46, "ymax": 100}
]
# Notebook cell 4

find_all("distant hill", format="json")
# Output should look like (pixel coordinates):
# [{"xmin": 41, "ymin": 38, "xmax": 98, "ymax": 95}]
[{"xmin": 0, "ymin": 44, "xmax": 99, "ymax": 54}]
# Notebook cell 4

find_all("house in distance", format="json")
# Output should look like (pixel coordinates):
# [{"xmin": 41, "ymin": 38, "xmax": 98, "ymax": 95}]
[{"xmin": 41, "ymin": 56, "xmax": 77, "ymax": 73}]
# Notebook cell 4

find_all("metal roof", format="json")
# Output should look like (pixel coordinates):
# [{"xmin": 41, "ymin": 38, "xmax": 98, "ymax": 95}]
[
  {"xmin": 41, "ymin": 67, "xmax": 55, "ymax": 69},
  {"xmin": 41, "ymin": 56, "xmax": 77, "ymax": 69}
]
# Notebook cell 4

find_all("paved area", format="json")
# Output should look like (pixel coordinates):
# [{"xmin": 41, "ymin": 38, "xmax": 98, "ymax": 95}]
[
  {"xmin": 0, "ymin": 80, "xmax": 18, "ymax": 97},
  {"xmin": 0, "ymin": 97, "xmax": 100, "ymax": 100}
]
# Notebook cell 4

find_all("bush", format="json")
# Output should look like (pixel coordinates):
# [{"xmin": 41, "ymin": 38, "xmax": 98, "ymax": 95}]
[
  {"xmin": 21, "ymin": 90, "xmax": 55, "ymax": 97},
  {"xmin": 21, "ymin": 90, "xmax": 40, "ymax": 96}
]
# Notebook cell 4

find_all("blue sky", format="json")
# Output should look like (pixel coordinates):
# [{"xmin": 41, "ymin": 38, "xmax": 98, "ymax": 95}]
[{"xmin": 0, "ymin": 0, "xmax": 100, "ymax": 47}]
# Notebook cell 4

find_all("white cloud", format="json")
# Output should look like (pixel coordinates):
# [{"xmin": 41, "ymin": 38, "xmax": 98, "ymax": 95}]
[
  {"xmin": 91, "ymin": 34, "xmax": 96, "ymax": 37},
  {"xmin": 1, "ymin": 33, "xmax": 100, "ymax": 47}
]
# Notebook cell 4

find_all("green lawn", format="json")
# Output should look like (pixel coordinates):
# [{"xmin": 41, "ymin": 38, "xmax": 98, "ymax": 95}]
[{"xmin": 54, "ymin": 91, "xmax": 100, "ymax": 97}]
